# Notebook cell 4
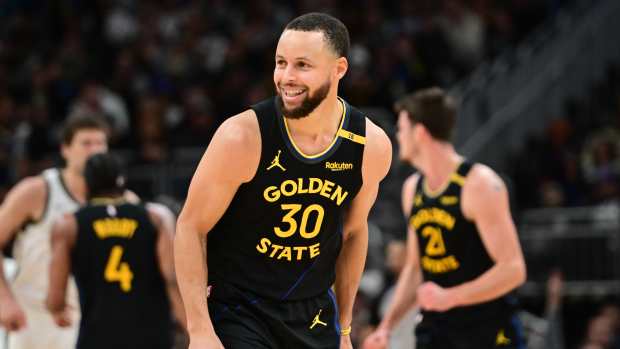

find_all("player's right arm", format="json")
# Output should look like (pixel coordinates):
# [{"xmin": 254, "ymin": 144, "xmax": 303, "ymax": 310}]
[
  {"xmin": 175, "ymin": 110, "xmax": 260, "ymax": 348},
  {"xmin": 147, "ymin": 204, "xmax": 186, "ymax": 331},
  {"xmin": 363, "ymin": 173, "xmax": 422, "ymax": 349},
  {"xmin": 0, "ymin": 176, "xmax": 46, "ymax": 331},
  {"xmin": 46, "ymin": 213, "xmax": 78, "ymax": 327}
]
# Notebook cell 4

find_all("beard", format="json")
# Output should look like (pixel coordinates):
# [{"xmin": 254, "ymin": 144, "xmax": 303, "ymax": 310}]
[{"xmin": 276, "ymin": 80, "xmax": 331, "ymax": 119}]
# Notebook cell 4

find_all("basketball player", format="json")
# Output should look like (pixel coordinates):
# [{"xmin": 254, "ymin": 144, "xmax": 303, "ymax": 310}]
[
  {"xmin": 363, "ymin": 88, "xmax": 527, "ymax": 349},
  {"xmin": 175, "ymin": 13, "xmax": 392, "ymax": 349},
  {"xmin": 46, "ymin": 153, "xmax": 185, "ymax": 349},
  {"xmin": 0, "ymin": 116, "xmax": 109, "ymax": 348}
]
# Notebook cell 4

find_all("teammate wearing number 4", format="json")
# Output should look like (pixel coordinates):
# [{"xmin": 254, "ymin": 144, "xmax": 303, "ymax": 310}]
[
  {"xmin": 0, "ymin": 115, "xmax": 109, "ymax": 349},
  {"xmin": 363, "ymin": 88, "xmax": 527, "ymax": 349},
  {"xmin": 46, "ymin": 153, "xmax": 185, "ymax": 349},
  {"xmin": 175, "ymin": 12, "xmax": 391, "ymax": 349}
]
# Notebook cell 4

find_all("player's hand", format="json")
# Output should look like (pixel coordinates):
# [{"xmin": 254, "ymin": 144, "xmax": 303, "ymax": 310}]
[
  {"xmin": 417, "ymin": 282, "xmax": 457, "ymax": 312},
  {"xmin": 362, "ymin": 327, "xmax": 389, "ymax": 349},
  {"xmin": 340, "ymin": 333, "xmax": 353, "ymax": 349},
  {"xmin": 50, "ymin": 305, "xmax": 74, "ymax": 328},
  {"xmin": 0, "ymin": 296, "xmax": 27, "ymax": 331},
  {"xmin": 188, "ymin": 333, "xmax": 225, "ymax": 349}
]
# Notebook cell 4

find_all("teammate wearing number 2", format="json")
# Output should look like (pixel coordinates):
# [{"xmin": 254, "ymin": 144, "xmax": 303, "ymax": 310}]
[
  {"xmin": 175, "ymin": 12, "xmax": 391, "ymax": 349},
  {"xmin": 364, "ymin": 88, "xmax": 527, "ymax": 349},
  {"xmin": 46, "ymin": 153, "xmax": 185, "ymax": 349}
]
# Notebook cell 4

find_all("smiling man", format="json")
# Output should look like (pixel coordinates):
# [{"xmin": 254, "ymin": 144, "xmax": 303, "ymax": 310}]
[{"xmin": 175, "ymin": 12, "xmax": 392, "ymax": 349}]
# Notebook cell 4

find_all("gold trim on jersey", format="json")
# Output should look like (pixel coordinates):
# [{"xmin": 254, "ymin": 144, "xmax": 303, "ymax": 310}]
[
  {"xmin": 422, "ymin": 160, "xmax": 465, "ymax": 198},
  {"xmin": 90, "ymin": 197, "xmax": 128, "ymax": 205},
  {"xmin": 423, "ymin": 177, "xmax": 451, "ymax": 199},
  {"xmin": 337, "ymin": 129, "xmax": 365, "ymax": 144},
  {"xmin": 450, "ymin": 173, "xmax": 466, "ymax": 187},
  {"xmin": 282, "ymin": 99, "xmax": 347, "ymax": 159}
]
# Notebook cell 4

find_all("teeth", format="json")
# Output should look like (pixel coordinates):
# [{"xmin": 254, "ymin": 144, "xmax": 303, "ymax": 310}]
[{"xmin": 284, "ymin": 89, "xmax": 304, "ymax": 97}]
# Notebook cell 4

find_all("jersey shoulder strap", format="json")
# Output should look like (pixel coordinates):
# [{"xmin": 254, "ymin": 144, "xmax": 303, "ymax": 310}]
[{"xmin": 250, "ymin": 97, "xmax": 277, "ymax": 137}]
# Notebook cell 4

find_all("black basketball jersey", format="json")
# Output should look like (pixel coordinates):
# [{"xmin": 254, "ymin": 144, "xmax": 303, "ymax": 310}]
[
  {"xmin": 207, "ymin": 97, "xmax": 365, "ymax": 301},
  {"xmin": 72, "ymin": 199, "xmax": 172, "ymax": 349},
  {"xmin": 409, "ymin": 162, "xmax": 512, "ymax": 327}
]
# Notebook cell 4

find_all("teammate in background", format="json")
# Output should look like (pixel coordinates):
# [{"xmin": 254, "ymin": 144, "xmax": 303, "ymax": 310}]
[
  {"xmin": 175, "ymin": 12, "xmax": 391, "ymax": 349},
  {"xmin": 0, "ymin": 115, "xmax": 109, "ymax": 349},
  {"xmin": 46, "ymin": 153, "xmax": 185, "ymax": 349},
  {"xmin": 364, "ymin": 87, "xmax": 526, "ymax": 349}
]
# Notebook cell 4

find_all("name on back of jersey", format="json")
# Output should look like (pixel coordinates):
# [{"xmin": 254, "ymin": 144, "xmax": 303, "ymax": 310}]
[{"xmin": 93, "ymin": 218, "xmax": 139, "ymax": 239}]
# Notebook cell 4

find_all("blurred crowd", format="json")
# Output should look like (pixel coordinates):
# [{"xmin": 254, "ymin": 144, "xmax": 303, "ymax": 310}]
[
  {"xmin": 0, "ymin": 0, "xmax": 566, "ymax": 198},
  {"xmin": 511, "ymin": 64, "xmax": 620, "ymax": 210}
]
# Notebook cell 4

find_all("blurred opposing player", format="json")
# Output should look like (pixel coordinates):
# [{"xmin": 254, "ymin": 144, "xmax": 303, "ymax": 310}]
[{"xmin": 0, "ymin": 115, "xmax": 108, "ymax": 349}]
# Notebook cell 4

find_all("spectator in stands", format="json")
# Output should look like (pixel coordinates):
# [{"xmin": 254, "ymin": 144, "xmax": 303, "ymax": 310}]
[
  {"xmin": 135, "ymin": 95, "xmax": 168, "ymax": 163},
  {"xmin": 69, "ymin": 80, "xmax": 130, "ymax": 142},
  {"xmin": 580, "ymin": 313, "xmax": 616, "ymax": 349},
  {"xmin": 436, "ymin": 0, "xmax": 485, "ymax": 73},
  {"xmin": 581, "ymin": 129, "xmax": 620, "ymax": 204},
  {"xmin": 520, "ymin": 269, "xmax": 565, "ymax": 349}
]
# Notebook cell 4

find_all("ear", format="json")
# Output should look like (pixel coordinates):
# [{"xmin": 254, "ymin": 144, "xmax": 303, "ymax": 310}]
[
  {"xmin": 60, "ymin": 143, "xmax": 69, "ymax": 160},
  {"xmin": 417, "ymin": 123, "xmax": 432, "ymax": 142},
  {"xmin": 334, "ymin": 57, "xmax": 348, "ymax": 80}
]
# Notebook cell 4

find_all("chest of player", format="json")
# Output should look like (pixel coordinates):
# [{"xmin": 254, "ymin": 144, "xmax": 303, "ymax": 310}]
[
  {"xmin": 260, "ymin": 148, "xmax": 357, "ymax": 202},
  {"xmin": 217, "ymin": 144, "xmax": 362, "ymax": 265},
  {"xmin": 214, "ymin": 97, "xmax": 365, "ymax": 264},
  {"xmin": 409, "ymin": 191, "xmax": 479, "ymax": 275},
  {"xmin": 243, "ymin": 148, "xmax": 361, "ymax": 234}
]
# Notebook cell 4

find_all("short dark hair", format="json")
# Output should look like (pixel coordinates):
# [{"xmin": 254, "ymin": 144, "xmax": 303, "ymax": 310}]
[
  {"xmin": 60, "ymin": 115, "xmax": 110, "ymax": 145},
  {"xmin": 285, "ymin": 12, "xmax": 350, "ymax": 58},
  {"xmin": 394, "ymin": 87, "xmax": 457, "ymax": 142},
  {"xmin": 84, "ymin": 153, "xmax": 125, "ymax": 198}
]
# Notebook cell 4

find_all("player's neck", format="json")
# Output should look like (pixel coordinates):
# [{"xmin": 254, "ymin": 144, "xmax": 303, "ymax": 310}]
[
  {"xmin": 419, "ymin": 143, "xmax": 462, "ymax": 192},
  {"xmin": 61, "ymin": 167, "xmax": 88, "ymax": 204},
  {"xmin": 285, "ymin": 96, "xmax": 342, "ymax": 143}
]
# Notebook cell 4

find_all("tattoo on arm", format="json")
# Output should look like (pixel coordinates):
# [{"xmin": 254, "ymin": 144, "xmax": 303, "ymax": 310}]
[{"xmin": 491, "ymin": 177, "xmax": 505, "ymax": 192}]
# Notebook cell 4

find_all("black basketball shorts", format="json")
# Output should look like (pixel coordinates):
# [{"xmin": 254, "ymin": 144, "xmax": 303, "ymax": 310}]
[{"xmin": 208, "ymin": 283, "xmax": 341, "ymax": 349}]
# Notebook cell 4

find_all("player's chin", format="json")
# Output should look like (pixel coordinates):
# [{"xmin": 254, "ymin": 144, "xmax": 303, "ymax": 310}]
[{"xmin": 282, "ymin": 92, "xmax": 307, "ymax": 107}]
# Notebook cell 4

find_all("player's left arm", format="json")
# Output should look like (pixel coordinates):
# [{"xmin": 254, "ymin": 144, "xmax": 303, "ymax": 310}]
[
  {"xmin": 148, "ymin": 204, "xmax": 186, "ymax": 331},
  {"xmin": 46, "ymin": 213, "xmax": 78, "ymax": 327},
  {"xmin": 445, "ymin": 165, "xmax": 526, "ymax": 308},
  {"xmin": 336, "ymin": 119, "xmax": 392, "ymax": 333}
]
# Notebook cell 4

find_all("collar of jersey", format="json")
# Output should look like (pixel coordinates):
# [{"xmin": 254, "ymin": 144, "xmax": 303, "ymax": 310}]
[
  {"xmin": 89, "ymin": 197, "xmax": 128, "ymax": 205},
  {"xmin": 422, "ymin": 160, "xmax": 465, "ymax": 198},
  {"xmin": 277, "ymin": 97, "xmax": 349, "ymax": 164},
  {"xmin": 57, "ymin": 168, "xmax": 82, "ymax": 205}
]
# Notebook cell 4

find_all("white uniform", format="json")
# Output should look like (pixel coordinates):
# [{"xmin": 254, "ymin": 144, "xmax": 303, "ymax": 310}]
[{"xmin": 8, "ymin": 168, "xmax": 80, "ymax": 349}]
